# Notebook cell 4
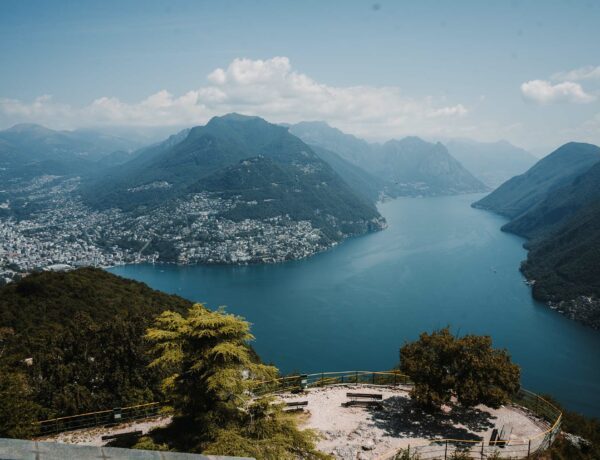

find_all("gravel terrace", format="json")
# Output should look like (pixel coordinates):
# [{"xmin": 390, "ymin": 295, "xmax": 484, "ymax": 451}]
[
  {"xmin": 277, "ymin": 385, "xmax": 547, "ymax": 460},
  {"xmin": 36, "ymin": 415, "xmax": 172, "ymax": 446}
]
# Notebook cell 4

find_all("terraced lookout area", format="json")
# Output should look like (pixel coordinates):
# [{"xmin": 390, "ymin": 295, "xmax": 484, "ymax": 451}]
[
  {"xmin": 263, "ymin": 371, "xmax": 562, "ymax": 459},
  {"xmin": 33, "ymin": 372, "xmax": 561, "ymax": 460}
]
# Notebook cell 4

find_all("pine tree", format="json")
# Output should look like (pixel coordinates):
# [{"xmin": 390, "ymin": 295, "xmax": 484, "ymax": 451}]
[{"xmin": 144, "ymin": 304, "xmax": 328, "ymax": 459}]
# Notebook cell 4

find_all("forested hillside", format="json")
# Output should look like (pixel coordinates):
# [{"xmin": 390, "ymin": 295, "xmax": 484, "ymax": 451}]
[
  {"xmin": 473, "ymin": 143, "xmax": 600, "ymax": 329},
  {"xmin": 0, "ymin": 268, "xmax": 192, "ymax": 419}
]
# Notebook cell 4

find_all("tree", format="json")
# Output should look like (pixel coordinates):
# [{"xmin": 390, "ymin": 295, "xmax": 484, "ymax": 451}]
[
  {"xmin": 0, "ymin": 368, "xmax": 40, "ymax": 438},
  {"xmin": 144, "ymin": 304, "xmax": 327, "ymax": 459},
  {"xmin": 399, "ymin": 328, "xmax": 520, "ymax": 411}
]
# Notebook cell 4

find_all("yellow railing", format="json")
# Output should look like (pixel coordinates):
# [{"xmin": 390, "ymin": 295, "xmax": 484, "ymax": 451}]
[
  {"xmin": 34, "ymin": 370, "xmax": 563, "ymax": 459},
  {"xmin": 35, "ymin": 401, "xmax": 164, "ymax": 436}
]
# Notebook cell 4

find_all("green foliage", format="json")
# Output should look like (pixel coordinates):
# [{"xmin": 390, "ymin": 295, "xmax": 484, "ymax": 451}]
[
  {"xmin": 0, "ymin": 367, "xmax": 40, "ymax": 438},
  {"xmin": 540, "ymin": 395, "xmax": 600, "ymax": 460},
  {"xmin": 0, "ymin": 268, "xmax": 192, "ymax": 421},
  {"xmin": 144, "ymin": 304, "xmax": 327, "ymax": 458},
  {"xmin": 393, "ymin": 447, "xmax": 422, "ymax": 459},
  {"xmin": 132, "ymin": 436, "xmax": 170, "ymax": 451},
  {"xmin": 399, "ymin": 328, "xmax": 520, "ymax": 410}
]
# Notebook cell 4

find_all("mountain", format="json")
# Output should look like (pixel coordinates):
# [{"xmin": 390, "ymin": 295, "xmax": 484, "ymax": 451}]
[
  {"xmin": 522, "ymin": 196, "xmax": 600, "ymax": 329},
  {"xmin": 473, "ymin": 142, "xmax": 600, "ymax": 218},
  {"xmin": 0, "ymin": 268, "xmax": 192, "ymax": 416},
  {"xmin": 289, "ymin": 121, "xmax": 375, "ymax": 171},
  {"xmin": 473, "ymin": 142, "xmax": 600, "ymax": 329},
  {"xmin": 84, "ymin": 114, "xmax": 384, "ymax": 242},
  {"xmin": 446, "ymin": 139, "xmax": 537, "ymax": 188},
  {"xmin": 375, "ymin": 137, "xmax": 488, "ymax": 195},
  {"xmin": 309, "ymin": 145, "xmax": 384, "ymax": 203},
  {"xmin": 290, "ymin": 121, "xmax": 488, "ymax": 196},
  {"xmin": 504, "ymin": 160, "xmax": 600, "ymax": 239},
  {"xmin": 0, "ymin": 124, "xmax": 141, "ymax": 181}
]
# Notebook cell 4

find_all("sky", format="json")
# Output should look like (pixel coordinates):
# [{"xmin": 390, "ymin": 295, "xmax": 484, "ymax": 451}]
[{"xmin": 1, "ymin": 0, "xmax": 599, "ymax": 152}]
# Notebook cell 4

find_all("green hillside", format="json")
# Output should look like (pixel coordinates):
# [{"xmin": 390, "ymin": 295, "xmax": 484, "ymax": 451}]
[
  {"xmin": 473, "ymin": 142, "xmax": 600, "ymax": 218},
  {"xmin": 0, "ymin": 268, "xmax": 192, "ymax": 417},
  {"xmin": 473, "ymin": 143, "xmax": 600, "ymax": 329},
  {"xmin": 84, "ymin": 114, "xmax": 385, "ymax": 241}
]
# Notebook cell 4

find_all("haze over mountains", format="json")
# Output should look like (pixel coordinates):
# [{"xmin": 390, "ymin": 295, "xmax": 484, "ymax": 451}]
[
  {"xmin": 474, "ymin": 142, "xmax": 600, "ymax": 328},
  {"xmin": 4, "ymin": 112, "xmax": 596, "ymax": 309},
  {"xmin": 289, "ymin": 121, "xmax": 489, "ymax": 196},
  {"xmin": 0, "ymin": 124, "xmax": 141, "ymax": 181},
  {"xmin": 446, "ymin": 139, "xmax": 538, "ymax": 188},
  {"xmin": 84, "ymin": 114, "xmax": 384, "ymax": 243}
]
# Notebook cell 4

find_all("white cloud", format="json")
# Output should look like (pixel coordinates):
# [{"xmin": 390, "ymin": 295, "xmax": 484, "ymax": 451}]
[
  {"xmin": 552, "ymin": 65, "xmax": 600, "ymax": 82},
  {"xmin": 520, "ymin": 79, "xmax": 596, "ymax": 104},
  {"xmin": 0, "ymin": 57, "xmax": 470, "ymax": 139}
]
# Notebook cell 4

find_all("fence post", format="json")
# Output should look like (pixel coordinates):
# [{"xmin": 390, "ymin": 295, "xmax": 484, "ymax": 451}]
[
  {"xmin": 394, "ymin": 372, "xmax": 397, "ymax": 386},
  {"xmin": 444, "ymin": 440, "xmax": 448, "ymax": 459},
  {"xmin": 481, "ymin": 440, "xmax": 484, "ymax": 459},
  {"xmin": 527, "ymin": 439, "xmax": 531, "ymax": 457},
  {"xmin": 372, "ymin": 372, "xmax": 375, "ymax": 384}
]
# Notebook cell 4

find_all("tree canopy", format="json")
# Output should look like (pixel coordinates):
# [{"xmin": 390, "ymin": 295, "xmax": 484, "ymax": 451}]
[
  {"xmin": 143, "ymin": 303, "xmax": 328, "ymax": 459},
  {"xmin": 399, "ymin": 328, "xmax": 520, "ymax": 410}
]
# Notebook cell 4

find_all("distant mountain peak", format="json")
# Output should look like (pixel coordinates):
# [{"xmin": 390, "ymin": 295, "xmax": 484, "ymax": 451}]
[
  {"xmin": 210, "ymin": 112, "xmax": 264, "ymax": 123},
  {"xmin": 4, "ymin": 123, "xmax": 55, "ymax": 134}
]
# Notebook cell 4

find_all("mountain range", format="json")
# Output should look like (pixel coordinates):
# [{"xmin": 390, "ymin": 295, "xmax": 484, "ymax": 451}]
[
  {"xmin": 289, "ymin": 121, "xmax": 489, "ymax": 196},
  {"xmin": 84, "ymin": 114, "xmax": 385, "ymax": 243},
  {"xmin": 474, "ymin": 142, "xmax": 600, "ymax": 328},
  {"xmin": 0, "ymin": 124, "xmax": 141, "ymax": 181}
]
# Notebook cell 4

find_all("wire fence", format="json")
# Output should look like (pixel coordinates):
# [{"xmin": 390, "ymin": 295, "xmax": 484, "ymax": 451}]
[
  {"xmin": 255, "ymin": 370, "xmax": 562, "ymax": 460},
  {"xmin": 398, "ymin": 388, "xmax": 563, "ymax": 459},
  {"xmin": 33, "ymin": 370, "xmax": 562, "ymax": 460},
  {"xmin": 35, "ymin": 402, "xmax": 164, "ymax": 436}
]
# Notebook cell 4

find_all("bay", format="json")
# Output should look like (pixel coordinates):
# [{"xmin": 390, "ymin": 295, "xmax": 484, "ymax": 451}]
[{"xmin": 109, "ymin": 194, "xmax": 600, "ymax": 417}]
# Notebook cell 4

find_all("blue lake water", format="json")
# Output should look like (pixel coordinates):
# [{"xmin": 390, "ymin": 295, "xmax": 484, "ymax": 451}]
[{"xmin": 108, "ymin": 194, "xmax": 600, "ymax": 417}]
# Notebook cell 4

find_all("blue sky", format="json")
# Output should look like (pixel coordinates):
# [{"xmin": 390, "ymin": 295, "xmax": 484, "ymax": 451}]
[{"xmin": 1, "ymin": 0, "xmax": 599, "ymax": 151}]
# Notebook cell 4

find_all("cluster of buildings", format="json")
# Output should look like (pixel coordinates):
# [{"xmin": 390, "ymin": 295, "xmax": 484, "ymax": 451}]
[{"xmin": 0, "ymin": 177, "xmax": 332, "ymax": 283}]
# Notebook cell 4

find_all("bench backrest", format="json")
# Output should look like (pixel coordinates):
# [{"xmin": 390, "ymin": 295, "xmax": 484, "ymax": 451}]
[{"xmin": 346, "ymin": 393, "xmax": 383, "ymax": 400}]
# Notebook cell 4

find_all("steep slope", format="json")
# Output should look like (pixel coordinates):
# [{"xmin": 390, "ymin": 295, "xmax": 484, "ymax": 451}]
[
  {"xmin": 473, "ymin": 143, "xmax": 600, "ymax": 329},
  {"xmin": 84, "ymin": 114, "xmax": 385, "ymax": 245},
  {"xmin": 0, "ymin": 268, "xmax": 192, "ymax": 416},
  {"xmin": 473, "ymin": 142, "xmax": 600, "ymax": 218},
  {"xmin": 290, "ymin": 122, "xmax": 488, "ymax": 196},
  {"xmin": 309, "ymin": 145, "xmax": 384, "ymax": 203},
  {"xmin": 289, "ymin": 121, "xmax": 374, "ymax": 170},
  {"xmin": 504, "ymin": 161, "xmax": 600, "ymax": 239},
  {"xmin": 376, "ymin": 137, "xmax": 488, "ymax": 195},
  {"xmin": 194, "ymin": 156, "xmax": 381, "ymax": 239},
  {"xmin": 521, "ymin": 199, "xmax": 600, "ymax": 328},
  {"xmin": 446, "ymin": 139, "xmax": 537, "ymax": 187}
]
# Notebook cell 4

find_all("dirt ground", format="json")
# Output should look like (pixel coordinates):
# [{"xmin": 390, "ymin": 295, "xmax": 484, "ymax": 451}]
[
  {"xmin": 38, "ymin": 385, "xmax": 548, "ymax": 459},
  {"xmin": 277, "ymin": 384, "xmax": 547, "ymax": 460},
  {"xmin": 36, "ymin": 415, "xmax": 172, "ymax": 446}
]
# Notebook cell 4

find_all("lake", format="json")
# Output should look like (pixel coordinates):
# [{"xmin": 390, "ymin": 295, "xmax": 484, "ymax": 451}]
[{"xmin": 109, "ymin": 194, "xmax": 600, "ymax": 417}]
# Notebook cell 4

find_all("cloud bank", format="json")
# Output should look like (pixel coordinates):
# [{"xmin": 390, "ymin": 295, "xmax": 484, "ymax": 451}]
[
  {"xmin": 520, "ymin": 79, "xmax": 596, "ymax": 105},
  {"xmin": 0, "ymin": 57, "xmax": 470, "ymax": 140},
  {"xmin": 552, "ymin": 65, "xmax": 600, "ymax": 82}
]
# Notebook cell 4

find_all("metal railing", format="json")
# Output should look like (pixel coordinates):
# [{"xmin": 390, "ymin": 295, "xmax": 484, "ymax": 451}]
[
  {"xmin": 255, "ymin": 370, "xmax": 562, "ymax": 460},
  {"xmin": 35, "ymin": 401, "xmax": 164, "ymax": 436},
  {"xmin": 34, "ymin": 370, "xmax": 563, "ymax": 460},
  {"xmin": 254, "ymin": 369, "xmax": 411, "ymax": 395}
]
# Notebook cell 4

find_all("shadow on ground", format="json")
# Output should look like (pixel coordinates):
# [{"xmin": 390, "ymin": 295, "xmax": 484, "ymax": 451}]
[{"xmin": 368, "ymin": 395, "xmax": 496, "ymax": 441}]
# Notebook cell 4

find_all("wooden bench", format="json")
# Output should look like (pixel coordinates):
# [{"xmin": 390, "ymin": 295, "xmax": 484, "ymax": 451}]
[
  {"xmin": 101, "ymin": 430, "xmax": 143, "ymax": 441},
  {"xmin": 344, "ymin": 392, "xmax": 383, "ymax": 407},
  {"xmin": 284, "ymin": 400, "xmax": 308, "ymax": 412}
]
